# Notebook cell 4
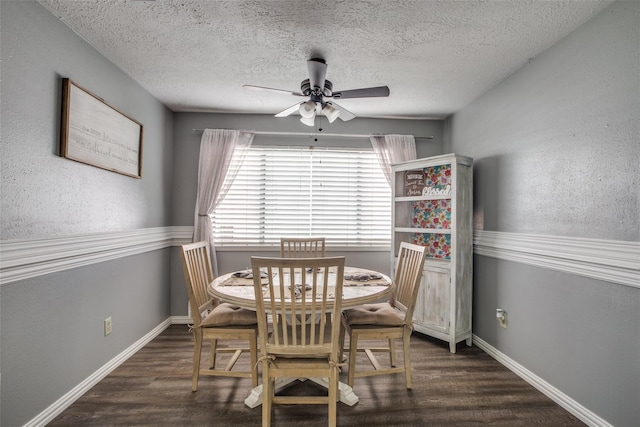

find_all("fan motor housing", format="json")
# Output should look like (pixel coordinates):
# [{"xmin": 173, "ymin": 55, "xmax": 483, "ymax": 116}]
[
  {"xmin": 323, "ymin": 80, "xmax": 333, "ymax": 96},
  {"xmin": 300, "ymin": 79, "xmax": 311, "ymax": 96},
  {"xmin": 300, "ymin": 79, "xmax": 333, "ymax": 98}
]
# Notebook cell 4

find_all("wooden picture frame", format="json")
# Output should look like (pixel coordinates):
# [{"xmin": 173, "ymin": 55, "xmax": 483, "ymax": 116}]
[
  {"xmin": 404, "ymin": 169, "xmax": 425, "ymax": 196},
  {"xmin": 60, "ymin": 78, "xmax": 143, "ymax": 178}
]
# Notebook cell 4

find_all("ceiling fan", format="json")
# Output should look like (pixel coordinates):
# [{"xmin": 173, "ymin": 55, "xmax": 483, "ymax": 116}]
[{"xmin": 243, "ymin": 58, "xmax": 390, "ymax": 126}]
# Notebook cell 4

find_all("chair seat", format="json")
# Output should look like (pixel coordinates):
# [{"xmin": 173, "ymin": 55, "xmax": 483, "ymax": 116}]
[
  {"xmin": 343, "ymin": 302, "xmax": 405, "ymax": 327},
  {"xmin": 200, "ymin": 302, "xmax": 257, "ymax": 327},
  {"xmin": 268, "ymin": 322, "xmax": 333, "ymax": 357}
]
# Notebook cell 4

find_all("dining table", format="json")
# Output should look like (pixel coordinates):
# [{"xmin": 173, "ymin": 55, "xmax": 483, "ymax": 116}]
[{"xmin": 209, "ymin": 265, "xmax": 394, "ymax": 408}]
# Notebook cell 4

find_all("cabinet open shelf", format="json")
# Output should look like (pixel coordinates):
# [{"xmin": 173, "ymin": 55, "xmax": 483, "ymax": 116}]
[
  {"xmin": 395, "ymin": 195, "xmax": 451, "ymax": 202},
  {"xmin": 395, "ymin": 227, "xmax": 451, "ymax": 234}
]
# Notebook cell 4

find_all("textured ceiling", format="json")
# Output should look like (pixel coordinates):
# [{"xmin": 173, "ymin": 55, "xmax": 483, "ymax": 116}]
[{"xmin": 39, "ymin": 0, "xmax": 612, "ymax": 119}]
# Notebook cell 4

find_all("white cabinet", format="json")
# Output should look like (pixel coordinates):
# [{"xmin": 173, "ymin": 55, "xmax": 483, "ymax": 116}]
[
  {"xmin": 415, "ymin": 265, "xmax": 450, "ymax": 334},
  {"xmin": 391, "ymin": 154, "xmax": 473, "ymax": 353}
]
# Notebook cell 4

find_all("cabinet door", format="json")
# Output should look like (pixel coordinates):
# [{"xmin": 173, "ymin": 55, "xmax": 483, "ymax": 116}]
[{"xmin": 419, "ymin": 268, "xmax": 450, "ymax": 333}]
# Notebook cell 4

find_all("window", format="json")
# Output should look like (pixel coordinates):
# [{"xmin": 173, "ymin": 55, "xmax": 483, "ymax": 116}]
[{"xmin": 212, "ymin": 146, "xmax": 391, "ymax": 247}]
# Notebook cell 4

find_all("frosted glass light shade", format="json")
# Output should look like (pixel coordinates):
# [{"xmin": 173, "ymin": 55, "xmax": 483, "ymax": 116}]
[
  {"xmin": 322, "ymin": 104, "xmax": 340, "ymax": 123},
  {"xmin": 300, "ymin": 115, "xmax": 315, "ymax": 126},
  {"xmin": 299, "ymin": 100, "xmax": 316, "ymax": 118}
]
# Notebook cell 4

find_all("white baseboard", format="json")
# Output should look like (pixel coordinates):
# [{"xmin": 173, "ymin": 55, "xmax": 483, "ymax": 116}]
[
  {"xmin": 171, "ymin": 315, "xmax": 192, "ymax": 324},
  {"xmin": 24, "ymin": 318, "xmax": 173, "ymax": 427},
  {"xmin": 472, "ymin": 335, "xmax": 612, "ymax": 427}
]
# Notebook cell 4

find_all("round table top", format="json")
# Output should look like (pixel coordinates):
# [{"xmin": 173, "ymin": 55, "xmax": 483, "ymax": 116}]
[{"xmin": 209, "ymin": 266, "xmax": 393, "ymax": 310}]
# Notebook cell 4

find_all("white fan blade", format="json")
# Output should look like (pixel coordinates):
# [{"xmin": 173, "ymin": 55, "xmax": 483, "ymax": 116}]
[
  {"xmin": 275, "ymin": 102, "xmax": 304, "ymax": 118},
  {"xmin": 243, "ymin": 85, "xmax": 304, "ymax": 97},
  {"xmin": 328, "ymin": 102, "xmax": 356, "ymax": 121},
  {"xmin": 332, "ymin": 86, "xmax": 390, "ymax": 99}
]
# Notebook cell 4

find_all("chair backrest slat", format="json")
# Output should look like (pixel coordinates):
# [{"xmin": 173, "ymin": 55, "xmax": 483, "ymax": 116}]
[
  {"xmin": 280, "ymin": 237, "xmax": 326, "ymax": 258},
  {"xmin": 252, "ymin": 256, "xmax": 345, "ymax": 359},
  {"xmin": 391, "ymin": 242, "xmax": 428, "ymax": 324}
]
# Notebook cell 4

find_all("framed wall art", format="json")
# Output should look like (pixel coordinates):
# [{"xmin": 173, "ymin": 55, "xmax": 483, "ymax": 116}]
[{"xmin": 60, "ymin": 78, "xmax": 143, "ymax": 178}]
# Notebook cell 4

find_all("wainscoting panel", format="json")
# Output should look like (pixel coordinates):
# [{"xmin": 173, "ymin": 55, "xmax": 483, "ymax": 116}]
[
  {"xmin": 473, "ymin": 335, "xmax": 612, "ymax": 427},
  {"xmin": 23, "ymin": 318, "xmax": 173, "ymax": 427},
  {"xmin": 8, "ymin": 228, "xmax": 634, "ymax": 426}
]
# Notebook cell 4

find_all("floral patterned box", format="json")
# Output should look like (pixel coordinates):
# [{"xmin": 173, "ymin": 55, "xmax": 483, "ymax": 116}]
[
  {"xmin": 423, "ymin": 164, "xmax": 452, "ymax": 191},
  {"xmin": 411, "ymin": 233, "xmax": 451, "ymax": 259},
  {"xmin": 412, "ymin": 199, "xmax": 451, "ymax": 229}
]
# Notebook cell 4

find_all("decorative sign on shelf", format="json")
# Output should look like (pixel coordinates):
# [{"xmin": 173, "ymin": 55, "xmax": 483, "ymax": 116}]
[
  {"xmin": 422, "ymin": 184, "xmax": 451, "ymax": 196},
  {"xmin": 60, "ymin": 78, "xmax": 143, "ymax": 178},
  {"xmin": 404, "ymin": 170, "xmax": 425, "ymax": 196}
]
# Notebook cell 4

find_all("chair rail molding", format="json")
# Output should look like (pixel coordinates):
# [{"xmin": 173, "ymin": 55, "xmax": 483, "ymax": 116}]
[
  {"xmin": 2, "ymin": 228, "xmax": 637, "ymax": 288},
  {"xmin": 473, "ymin": 230, "xmax": 640, "ymax": 289},
  {"xmin": 0, "ymin": 226, "xmax": 194, "ymax": 286}
]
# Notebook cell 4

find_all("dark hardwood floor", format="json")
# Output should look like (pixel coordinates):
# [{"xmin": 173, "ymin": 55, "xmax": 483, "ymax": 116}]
[{"xmin": 48, "ymin": 325, "xmax": 585, "ymax": 426}]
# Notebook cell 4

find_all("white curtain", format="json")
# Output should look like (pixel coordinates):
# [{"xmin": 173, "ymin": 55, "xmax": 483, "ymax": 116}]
[
  {"xmin": 193, "ymin": 129, "xmax": 254, "ymax": 276},
  {"xmin": 370, "ymin": 134, "xmax": 417, "ymax": 185}
]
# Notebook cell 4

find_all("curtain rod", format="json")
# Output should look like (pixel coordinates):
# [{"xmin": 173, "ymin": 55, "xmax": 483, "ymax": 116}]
[{"xmin": 191, "ymin": 129, "xmax": 434, "ymax": 139}]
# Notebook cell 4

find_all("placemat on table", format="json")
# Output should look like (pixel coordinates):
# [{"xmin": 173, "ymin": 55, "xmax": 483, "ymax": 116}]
[
  {"xmin": 221, "ymin": 270, "xmax": 268, "ymax": 286},
  {"xmin": 343, "ymin": 272, "xmax": 389, "ymax": 287}
]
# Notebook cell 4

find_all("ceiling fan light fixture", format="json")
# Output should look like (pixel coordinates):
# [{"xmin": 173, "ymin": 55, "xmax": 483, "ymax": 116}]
[
  {"xmin": 300, "ymin": 115, "xmax": 315, "ymax": 127},
  {"xmin": 299, "ymin": 100, "xmax": 316, "ymax": 118},
  {"xmin": 246, "ymin": 57, "xmax": 390, "ymax": 122},
  {"xmin": 322, "ymin": 103, "xmax": 340, "ymax": 123}
]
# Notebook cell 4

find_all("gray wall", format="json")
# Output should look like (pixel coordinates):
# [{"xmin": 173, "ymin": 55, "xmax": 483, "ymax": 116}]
[
  {"xmin": 0, "ymin": 2, "xmax": 174, "ymax": 426},
  {"xmin": 445, "ymin": 2, "xmax": 639, "ymax": 426},
  {"xmin": 3, "ymin": 0, "xmax": 636, "ymax": 426}
]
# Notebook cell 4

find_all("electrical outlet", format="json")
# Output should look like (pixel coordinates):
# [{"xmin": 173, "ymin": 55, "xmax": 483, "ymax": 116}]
[
  {"xmin": 104, "ymin": 317, "xmax": 112, "ymax": 336},
  {"xmin": 496, "ymin": 309, "xmax": 507, "ymax": 328}
]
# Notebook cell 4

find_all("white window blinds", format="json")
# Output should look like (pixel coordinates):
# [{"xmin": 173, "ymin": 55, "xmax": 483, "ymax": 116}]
[{"xmin": 211, "ymin": 146, "xmax": 391, "ymax": 247}]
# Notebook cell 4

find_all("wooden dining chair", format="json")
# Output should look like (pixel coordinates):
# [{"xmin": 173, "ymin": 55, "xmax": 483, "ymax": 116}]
[
  {"xmin": 281, "ymin": 237, "xmax": 332, "ymax": 323},
  {"xmin": 180, "ymin": 241, "xmax": 259, "ymax": 391},
  {"xmin": 341, "ymin": 242, "xmax": 427, "ymax": 389},
  {"xmin": 251, "ymin": 255, "xmax": 345, "ymax": 427},
  {"xmin": 280, "ymin": 237, "xmax": 326, "ymax": 258}
]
